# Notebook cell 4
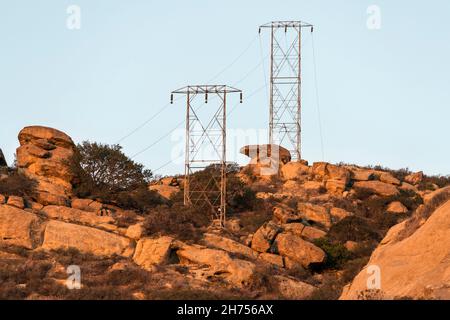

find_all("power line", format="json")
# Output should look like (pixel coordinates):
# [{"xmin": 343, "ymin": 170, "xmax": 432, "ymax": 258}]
[
  {"xmin": 207, "ymin": 34, "xmax": 259, "ymax": 83},
  {"xmin": 115, "ymin": 95, "xmax": 182, "ymax": 144}
]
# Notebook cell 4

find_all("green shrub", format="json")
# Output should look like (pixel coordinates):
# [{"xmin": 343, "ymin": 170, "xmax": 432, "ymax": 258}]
[
  {"xmin": 328, "ymin": 216, "xmax": 381, "ymax": 243},
  {"xmin": 143, "ymin": 204, "xmax": 209, "ymax": 241},
  {"xmin": 313, "ymin": 238, "xmax": 351, "ymax": 270},
  {"xmin": 68, "ymin": 141, "xmax": 162, "ymax": 212}
]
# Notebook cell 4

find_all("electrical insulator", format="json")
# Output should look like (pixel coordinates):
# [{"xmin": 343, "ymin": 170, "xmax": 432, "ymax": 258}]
[
  {"xmin": 205, "ymin": 92, "xmax": 208, "ymax": 103},
  {"xmin": 240, "ymin": 92, "xmax": 243, "ymax": 103},
  {"xmin": 170, "ymin": 94, "xmax": 173, "ymax": 104},
  {"xmin": 285, "ymin": 26, "xmax": 287, "ymax": 33},
  {"xmin": 311, "ymin": 26, "xmax": 314, "ymax": 33},
  {"xmin": 258, "ymin": 28, "xmax": 261, "ymax": 34}
]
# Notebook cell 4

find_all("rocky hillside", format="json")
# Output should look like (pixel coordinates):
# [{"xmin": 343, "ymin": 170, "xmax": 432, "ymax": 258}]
[{"xmin": 0, "ymin": 126, "xmax": 448, "ymax": 300}]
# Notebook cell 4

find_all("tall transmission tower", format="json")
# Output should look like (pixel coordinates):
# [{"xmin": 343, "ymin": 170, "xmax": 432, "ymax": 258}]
[
  {"xmin": 171, "ymin": 85, "xmax": 242, "ymax": 226},
  {"xmin": 259, "ymin": 21, "xmax": 313, "ymax": 161}
]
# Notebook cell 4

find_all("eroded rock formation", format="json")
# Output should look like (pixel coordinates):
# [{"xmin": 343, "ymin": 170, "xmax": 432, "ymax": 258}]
[{"xmin": 16, "ymin": 126, "xmax": 75, "ymax": 206}]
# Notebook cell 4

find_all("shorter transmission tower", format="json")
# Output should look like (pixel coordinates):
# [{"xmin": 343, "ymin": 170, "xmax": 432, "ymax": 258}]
[
  {"xmin": 259, "ymin": 21, "xmax": 313, "ymax": 161},
  {"xmin": 171, "ymin": 85, "xmax": 242, "ymax": 226}
]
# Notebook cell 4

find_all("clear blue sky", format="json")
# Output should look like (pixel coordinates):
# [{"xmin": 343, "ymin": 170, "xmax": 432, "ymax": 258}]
[{"xmin": 1, "ymin": 0, "xmax": 449, "ymax": 176}]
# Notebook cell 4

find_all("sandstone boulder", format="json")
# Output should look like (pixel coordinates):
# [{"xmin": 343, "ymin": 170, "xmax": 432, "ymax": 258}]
[
  {"xmin": 301, "ymin": 226, "xmax": 327, "ymax": 241},
  {"xmin": 176, "ymin": 245, "xmax": 255, "ymax": 287},
  {"xmin": 126, "ymin": 223, "xmax": 144, "ymax": 240},
  {"xmin": 297, "ymin": 203, "xmax": 331, "ymax": 228},
  {"xmin": 6, "ymin": 195, "xmax": 25, "ymax": 209},
  {"xmin": 42, "ymin": 220, "xmax": 134, "ymax": 257},
  {"xmin": 0, "ymin": 205, "xmax": 39, "ymax": 249},
  {"xmin": 71, "ymin": 198, "xmax": 103, "ymax": 213},
  {"xmin": 274, "ymin": 275, "xmax": 316, "ymax": 299},
  {"xmin": 42, "ymin": 205, "xmax": 115, "ymax": 230},
  {"xmin": 350, "ymin": 169, "xmax": 375, "ymax": 181},
  {"xmin": 326, "ymin": 164, "xmax": 351, "ymax": 184},
  {"xmin": 258, "ymin": 253, "xmax": 284, "ymax": 267},
  {"xmin": 282, "ymin": 223, "xmax": 305, "ymax": 237},
  {"xmin": 240, "ymin": 144, "xmax": 291, "ymax": 177},
  {"xmin": 273, "ymin": 233, "xmax": 326, "ymax": 267},
  {"xmin": 325, "ymin": 179, "xmax": 347, "ymax": 195},
  {"xmin": 405, "ymin": 171, "xmax": 424, "ymax": 185},
  {"xmin": 251, "ymin": 221, "xmax": 281, "ymax": 253},
  {"xmin": 379, "ymin": 172, "xmax": 400, "ymax": 185},
  {"xmin": 0, "ymin": 194, "xmax": 5, "ymax": 204},
  {"xmin": 386, "ymin": 201, "xmax": 408, "ymax": 214},
  {"xmin": 273, "ymin": 204, "xmax": 301, "ymax": 224},
  {"xmin": 280, "ymin": 161, "xmax": 309, "ymax": 180},
  {"xmin": 353, "ymin": 181, "xmax": 399, "ymax": 197},
  {"xmin": 340, "ymin": 199, "xmax": 450, "ymax": 300},
  {"xmin": 330, "ymin": 207, "xmax": 352, "ymax": 222},
  {"xmin": 400, "ymin": 182, "xmax": 418, "ymax": 193},
  {"xmin": 16, "ymin": 126, "xmax": 75, "ymax": 206},
  {"xmin": 303, "ymin": 181, "xmax": 325, "ymax": 193},
  {"xmin": 203, "ymin": 233, "xmax": 258, "ymax": 259},
  {"xmin": 240, "ymin": 144, "xmax": 291, "ymax": 164},
  {"xmin": 133, "ymin": 236, "xmax": 174, "ymax": 270}
]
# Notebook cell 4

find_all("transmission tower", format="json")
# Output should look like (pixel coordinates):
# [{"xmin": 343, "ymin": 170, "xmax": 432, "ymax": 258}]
[
  {"xmin": 171, "ymin": 85, "xmax": 242, "ymax": 226},
  {"xmin": 259, "ymin": 21, "xmax": 313, "ymax": 161}
]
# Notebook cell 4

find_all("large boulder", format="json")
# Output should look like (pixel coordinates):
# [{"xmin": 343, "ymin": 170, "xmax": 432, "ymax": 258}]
[
  {"xmin": 386, "ymin": 201, "xmax": 408, "ymax": 214},
  {"xmin": 203, "ymin": 233, "xmax": 258, "ymax": 259},
  {"xmin": 71, "ymin": 198, "xmax": 103, "ymax": 213},
  {"xmin": 42, "ymin": 205, "xmax": 115, "ymax": 230},
  {"xmin": 251, "ymin": 221, "xmax": 282, "ymax": 253},
  {"xmin": 352, "ymin": 181, "xmax": 400, "ymax": 197},
  {"xmin": 273, "ymin": 204, "xmax": 302, "ymax": 224},
  {"xmin": 379, "ymin": 172, "xmax": 400, "ymax": 185},
  {"xmin": 274, "ymin": 275, "xmax": 316, "ymax": 299},
  {"xmin": 6, "ymin": 195, "xmax": 25, "ymax": 209},
  {"xmin": 133, "ymin": 236, "xmax": 174, "ymax": 270},
  {"xmin": 240, "ymin": 144, "xmax": 291, "ymax": 177},
  {"xmin": 405, "ymin": 171, "xmax": 424, "ymax": 185},
  {"xmin": 0, "ymin": 205, "xmax": 39, "ymax": 249},
  {"xmin": 340, "ymin": 199, "xmax": 450, "ymax": 300},
  {"xmin": 280, "ymin": 162, "xmax": 309, "ymax": 180},
  {"xmin": 41, "ymin": 220, "xmax": 134, "ymax": 257},
  {"xmin": 297, "ymin": 203, "xmax": 331, "ymax": 228},
  {"xmin": 16, "ymin": 126, "xmax": 76, "ymax": 206},
  {"xmin": 273, "ymin": 233, "xmax": 326, "ymax": 267},
  {"xmin": 176, "ymin": 245, "xmax": 256, "ymax": 287}
]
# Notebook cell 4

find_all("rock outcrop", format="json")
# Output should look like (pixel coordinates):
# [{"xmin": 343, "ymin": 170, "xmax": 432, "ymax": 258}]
[
  {"xmin": 352, "ymin": 180, "xmax": 400, "ymax": 197},
  {"xmin": 16, "ymin": 126, "xmax": 75, "ymax": 206},
  {"xmin": 41, "ymin": 220, "xmax": 134, "ymax": 257},
  {"xmin": 176, "ymin": 245, "xmax": 256, "ymax": 287},
  {"xmin": 133, "ymin": 236, "xmax": 174, "ymax": 270},
  {"xmin": 240, "ymin": 144, "xmax": 291, "ymax": 177},
  {"xmin": 340, "ymin": 195, "xmax": 450, "ymax": 300},
  {"xmin": 273, "ymin": 232, "xmax": 326, "ymax": 267},
  {"xmin": 0, "ymin": 204, "xmax": 40, "ymax": 249}
]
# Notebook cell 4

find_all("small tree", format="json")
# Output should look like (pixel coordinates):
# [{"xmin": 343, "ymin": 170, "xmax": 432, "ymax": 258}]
[{"xmin": 69, "ymin": 141, "xmax": 161, "ymax": 211}]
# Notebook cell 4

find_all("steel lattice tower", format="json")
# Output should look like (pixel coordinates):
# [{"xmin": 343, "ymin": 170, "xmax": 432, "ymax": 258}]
[
  {"xmin": 259, "ymin": 21, "xmax": 313, "ymax": 161},
  {"xmin": 171, "ymin": 85, "xmax": 242, "ymax": 226}
]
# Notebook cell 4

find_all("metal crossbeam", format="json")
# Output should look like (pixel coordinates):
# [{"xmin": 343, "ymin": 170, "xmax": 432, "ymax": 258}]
[
  {"xmin": 259, "ymin": 20, "xmax": 313, "ymax": 161},
  {"xmin": 171, "ymin": 85, "xmax": 242, "ymax": 227}
]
